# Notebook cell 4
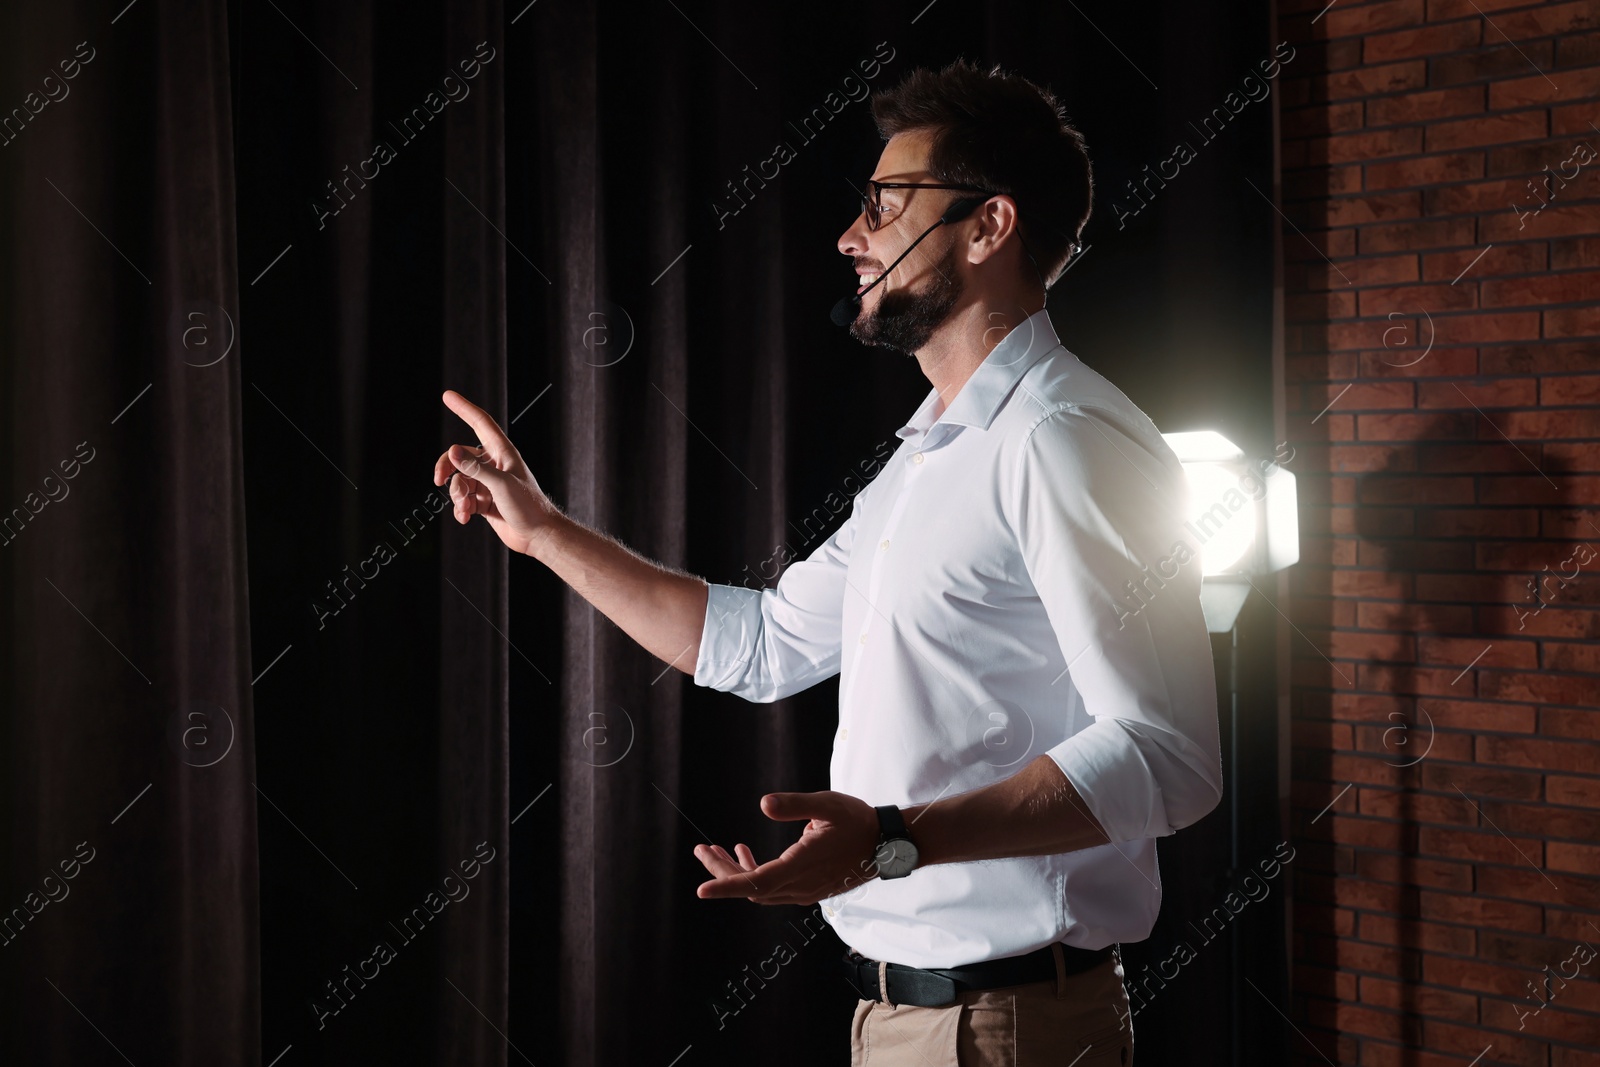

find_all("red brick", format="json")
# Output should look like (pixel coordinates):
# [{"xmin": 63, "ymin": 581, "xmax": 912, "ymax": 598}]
[
  {"xmin": 1483, "ymin": 997, "xmax": 1600, "ymax": 1044},
  {"xmin": 1354, "ymin": 600, "xmax": 1475, "ymax": 632},
  {"xmin": 1330, "ymin": 629, "xmax": 1419, "ymax": 660},
  {"xmin": 1542, "ymin": 708, "xmax": 1600, "ymax": 739},
  {"xmin": 1416, "ymin": 573, "xmax": 1535, "ymax": 604},
  {"xmin": 1487, "ymin": 137, "xmax": 1596, "ymax": 176},
  {"xmin": 1427, "ymin": 0, "xmax": 1543, "ymax": 15},
  {"xmin": 1543, "ymin": 375, "xmax": 1600, "ymax": 404},
  {"xmin": 1482, "ymin": 342, "xmax": 1600, "ymax": 373},
  {"xmin": 1482, "ymin": 269, "xmax": 1600, "ymax": 307},
  {"xmin": 1418, "ymin": 377, "xmax": 1537, "ymax": 407},
  {"xmin": 1426, "ymin": 175, "xmax": 1555, "ymax": 214},
  {"xmin": 1419, "ymin": 825, "xmax": 1546, "ymax": 869},
  {"xmin": 1363, "ymin": 908, "xmax": 1472, "ymax": 953},
  {"xmin": 1494, "ymin": 1, "xmax": 1600, "ymax": 41},
  {"xmin": 1308, "ymin": 127, "xmax": 1424, "ymax": 165},
  {"xmin": 1358, "ymin": 661, "xmax": 1478, "ymax": 693},
  {"xmin": 1491, "ymin": 65, "xmax": 1600, "ymax": 108},
  {"xmin": 1481, "ymin": 202, "xmax": 1600, "ymax": 241},
  {"xmin": 1359, "ymin": 787, "xmax": 1477, "ymax": 823},
  {"xmin": 1431, "ymin": 310, "xmax": 1543, "ymax": 344},
  {"xmin": 1356, "ymin": 410, "xmax": 1476, "ymax": 439},
  {"xmin": 1415, "ymin": 506, "xmax": 1538, "ymax": 536},
  {"xmin": 1478, "ymin": 734, "xmax": 1600, "ymax": 773},
  {"xmin": 1472, "ymin": 671, "xmax": 1600, "ymax": 703},
  {"xmin": 1421, "ymin": 1020, "xmax": 1557, "ymax": 1066},
  {"xmin": 1478, "ymin": 864, "xmax": 1600, "ymax": 909},
  {"xmin": 1359, "ymin": 974, "xmax": 1479, "ymax": 1020},
  {"xmin": 1542, "ymin": 442, "xmax": 1600, "ymax": 469},
  {"xmin": 1317, "ymin": 0, "xmax": 1425, "ymax": 38},
  {"xmin": 1548, "ymin": 776, "xmax": 1600, "ymax": 807},
  {"xmin": 1423, "ymin": 954, "xmax": 1541, "ymax": 997},
  {"xmin": 1307, "ymin": 191, "xmax": 1423, "ymax": 226},
  {"xmin": 1557, "ymin": 28, "xmax": 1600, "ymax": 64},
  {"xmin": 1320, "ymin": 813, "xmax": 1415, "ymax": 850},
  {"xmin": 1426, "ymin": 111, "xmax": 1550, "ymax": 152},
  {"xmin": 1553, "ymin": 100, "xmax": 1600, "ymax": 135},
  {"xmin": 1481, "ymin": 797, "xmax": 1600, "ymax": 836},
  {"xmin": 1358, "ymin": 281, "xmax": 1478, "ymax": 315},
  {"xmin": 1304, "ymin": 380, "xmax": 1417, "ymax": 411},
  {"xmin": 1359, "ymin": 345, "xmax": 1478, "ymax": 377},
  {"xmin": 1545, "ymin": 642, "xmax": 1600, "ymax": 672},
  {"xmin": 1472, "ymin": 476, "xmax": 1600, "ymax": 508},
  {"xmin": 1311, "ymin": 61, "xmax": 1428, "ymax": 102},
  {"xmin": 1422, "ymin": 762, "xmax": 1542, "ymax": 800},
  {"xmin": 1417, "ymin": 635, "xmax": 1535, "ymax": 670},
  {"xmin": 1366, "ymin": 152, "xmax": 1484, "ymax": 190},
  {"xmin": 1368, "ymin": 85, "xmax": 1485, "ymax": 126},
  {"xmin": 1417, "ymin": 887, "xmax": 1544, "ymax": 931},
  {"xmin": 1309, "ymin": 317, "xmax": 1393, "ymax": 350},
  {"xmin": 1422, "ymin": 241, "xmax": 1546, "ymax": 280},
  {"xmin": 1552, "ymin": 236, "xmax": 1600, "ymax": 269},
  {"xmin": 1364, "ymin": 20, "xmax": 1483, "ymax": 62},
  {"xmin": 1324, "ymin": 443, "xmax": 1416, "ymax": 471},
  {"xmin": 1360, "ymin": 216, "xmax": 1478, "ymax": 253},
  {"xmin": 1329, "ymin": 255, "xmax": 1421, "ymax": 290},
  {"xmin": 1547, "ymin": 306, "xmax": 1600, "ymax": 337},
  {"xmin": 1360, "ymin": 474, "xmax": 1476, "ymax": 505},
  {"xmin": 1475, "ymin": 538, "xmax": 1592, "ymax": 570},
  {"xmin": 1431, "ymin": 41, "xmax": 1556, "ymax": 86},
  {"xmin": 1548, "ymin": 840, "xmax": 1600, "ymax": 874}
]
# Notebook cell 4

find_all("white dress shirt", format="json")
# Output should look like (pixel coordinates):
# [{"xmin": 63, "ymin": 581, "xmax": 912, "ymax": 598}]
[{"xmin": 693, "ymin": 309, "xmax": 1222, "ymax": 969}]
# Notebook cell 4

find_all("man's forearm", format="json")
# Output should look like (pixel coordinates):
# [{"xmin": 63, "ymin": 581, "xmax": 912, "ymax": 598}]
[
  {"xmin": 525, "ymin": 510, "xmax": 709, "ymax": 676},
  {"xmin": 900, "ymin": 754, "xmax": 1111, "ymax": 867}
]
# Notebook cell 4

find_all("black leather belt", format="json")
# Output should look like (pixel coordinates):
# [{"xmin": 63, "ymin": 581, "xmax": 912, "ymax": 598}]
[{"xmin": 842, "ymin": 942, "xmax": 1113, "ymax": 1008}]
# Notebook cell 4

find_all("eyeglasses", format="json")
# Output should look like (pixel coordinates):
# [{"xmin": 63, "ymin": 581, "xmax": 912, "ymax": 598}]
[{"xmin": 859, "ymin": 179, "xmax": 994, "ymax": 232}]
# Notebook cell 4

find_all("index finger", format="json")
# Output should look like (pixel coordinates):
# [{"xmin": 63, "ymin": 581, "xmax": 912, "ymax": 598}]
[{"xmin": 442, "ymin": 390, "xmax": 513, "ymax": 454}]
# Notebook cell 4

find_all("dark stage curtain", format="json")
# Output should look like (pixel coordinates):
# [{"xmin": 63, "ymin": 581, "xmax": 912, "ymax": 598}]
[{"xmin": 0, "ymin": 1, "xmax": 1278, "ymax": 1065}]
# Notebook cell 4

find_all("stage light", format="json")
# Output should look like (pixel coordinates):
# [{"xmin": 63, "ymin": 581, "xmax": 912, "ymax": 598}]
[{"xmin": 1162, "ymin": 430, "xmax": 1299, "ymax": 632}]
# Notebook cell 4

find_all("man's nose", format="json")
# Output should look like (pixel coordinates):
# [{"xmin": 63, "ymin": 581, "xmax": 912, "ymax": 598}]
[{"xmin": 838, "ymin": 213, "xmax": 870, "ymax": 257}]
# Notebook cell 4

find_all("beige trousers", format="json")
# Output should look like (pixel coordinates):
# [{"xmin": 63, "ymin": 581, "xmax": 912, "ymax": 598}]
[{"xmin": 848, "ymin": 944, "xmax": 1134, "ymax": 1066}]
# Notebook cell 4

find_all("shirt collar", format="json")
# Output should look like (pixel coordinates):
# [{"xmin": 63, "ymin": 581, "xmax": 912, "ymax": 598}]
[{"xmin": 896, "ymin": 309, "xmax": 1064, "ymax": 441}]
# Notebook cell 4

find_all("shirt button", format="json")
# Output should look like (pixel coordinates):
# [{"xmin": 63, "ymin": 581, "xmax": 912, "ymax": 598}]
[
  {"xmin": 879, "ymin": 539, "xmax": 890, "ymax": 550},
  {"xmin": 840, "ymin": 727, "xmax": 850, "ymax": 740},
  {"xmin": 859, "ymin": 634, "xmax": 868, "ymax": 645},
  {"xmin": 912, "ymin": 453, "xmax": 924, "ymax": 464},
  {"xmin": 825, "ymin": 906, "xmax": 837, "ymax": 917}
]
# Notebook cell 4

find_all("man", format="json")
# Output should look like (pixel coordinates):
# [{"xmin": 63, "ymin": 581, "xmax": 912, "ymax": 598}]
[{"xmin": 435, "ymin": 58, "xmax": 1220, "ymax": 1067}]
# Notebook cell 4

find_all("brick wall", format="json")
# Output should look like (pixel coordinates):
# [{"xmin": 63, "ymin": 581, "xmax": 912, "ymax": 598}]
[{"xmin": 1278, "ymin": 0, "xmax": 1600, "ymax": 1062}]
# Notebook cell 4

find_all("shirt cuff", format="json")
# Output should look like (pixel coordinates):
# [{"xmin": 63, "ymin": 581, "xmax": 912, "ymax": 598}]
[
  {"xmin": 693, "ymin": 583, "xmax": 760, "ymax": 690},
  {"xmin": 1046, "ymin": 718, "xmax": 1173, "ymax": 844}
]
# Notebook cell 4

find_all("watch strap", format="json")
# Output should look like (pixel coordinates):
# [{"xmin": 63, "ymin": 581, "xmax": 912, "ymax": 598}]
[{"xmin": 874, "ymin": 803, "xmax": 909, "ymax": 841}]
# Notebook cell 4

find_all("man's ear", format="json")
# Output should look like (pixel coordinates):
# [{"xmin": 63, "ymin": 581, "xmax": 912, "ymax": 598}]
[{"xmin": 967, "ymin": 196, "xmax": 1021, "ymax": 267}]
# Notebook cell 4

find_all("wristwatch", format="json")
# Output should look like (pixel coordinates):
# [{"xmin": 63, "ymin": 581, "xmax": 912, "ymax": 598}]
[{"xmin": 872, "ymin": 804, "xmax": 920, "ymax": 880}]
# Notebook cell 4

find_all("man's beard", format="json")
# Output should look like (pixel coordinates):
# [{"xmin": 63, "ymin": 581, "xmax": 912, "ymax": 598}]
[{"xmin": 848, "ymin": 239, "xmax": 962, "ymax": 355}]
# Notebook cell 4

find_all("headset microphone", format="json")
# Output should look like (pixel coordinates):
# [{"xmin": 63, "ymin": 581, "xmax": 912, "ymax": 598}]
[{"xmin": 830, "ymin": 196, "xmax": 987, "ymax": 328}]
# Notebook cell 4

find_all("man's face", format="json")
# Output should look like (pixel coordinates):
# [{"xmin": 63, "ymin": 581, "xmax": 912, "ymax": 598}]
[{"xmin": 837, "ymin": 131, "xmax": 966, "ymax": 355}]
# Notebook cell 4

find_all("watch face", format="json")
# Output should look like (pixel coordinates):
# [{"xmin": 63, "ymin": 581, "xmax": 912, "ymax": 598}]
[{"xmin": 874, "ymin": 837, "xmax": 919, "ymax": 879}]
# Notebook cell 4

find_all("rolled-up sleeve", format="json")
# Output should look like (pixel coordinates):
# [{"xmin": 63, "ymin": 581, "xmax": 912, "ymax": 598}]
[
  {"xmin": 692, "ymin": 495, "xmax": 859, "ymax": 703},
  {"xmin": 1008, "ymin": 403, "xmax": 1223, "ymax": 843}
]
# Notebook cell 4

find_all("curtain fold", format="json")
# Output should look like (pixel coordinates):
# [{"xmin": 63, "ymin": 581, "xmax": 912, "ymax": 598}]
[
  {"xmin": 438, "ymin": 0, "xmax": 510, "ymax": 1062},
  {"xmin": 0, "ymin": 0, "xmax": 260, "ymax": 1062}
]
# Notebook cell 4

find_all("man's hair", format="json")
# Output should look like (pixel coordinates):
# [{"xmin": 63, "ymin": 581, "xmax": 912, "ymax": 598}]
[{"xmin": 870, "ymin": 58, "xmax": 1092, "ymax": 289}]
